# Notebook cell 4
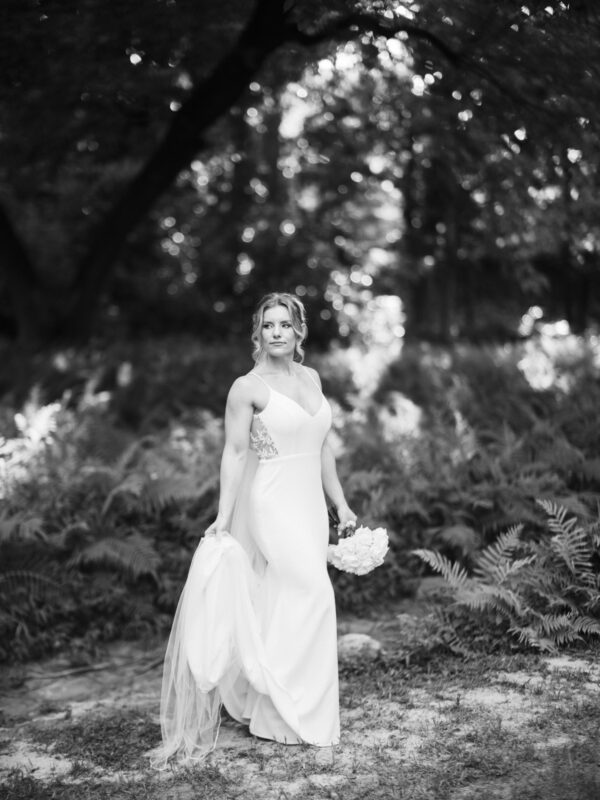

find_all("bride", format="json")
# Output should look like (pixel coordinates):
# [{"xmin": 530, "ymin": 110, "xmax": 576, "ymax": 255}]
[{"xmin": 151, "ymin": 292, "xmax": 356, "ymax": 767}]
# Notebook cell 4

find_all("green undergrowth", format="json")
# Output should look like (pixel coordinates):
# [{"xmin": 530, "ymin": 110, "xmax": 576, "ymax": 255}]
[
  {"xmin": 414, "ymin": 501, "xmax": 600, "ymax": 653},
  {"xmin": 1, "ymin": 334, "xmax": 600, "ymax": 662}
]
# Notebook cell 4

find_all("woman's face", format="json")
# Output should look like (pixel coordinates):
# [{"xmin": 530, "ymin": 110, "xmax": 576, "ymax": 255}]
[{"xmin": 260, "ymin": 304, "xmax": 297, "ymax": 359}]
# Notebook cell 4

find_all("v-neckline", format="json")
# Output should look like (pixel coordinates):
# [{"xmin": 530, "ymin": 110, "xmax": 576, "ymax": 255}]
[
  {"xmin": 268, "ymin": 386, "xmax": 325, "ymax": 418},
  {"xmin": 250, "ymin": 369, "xmax": 325, "ymax": 418}
]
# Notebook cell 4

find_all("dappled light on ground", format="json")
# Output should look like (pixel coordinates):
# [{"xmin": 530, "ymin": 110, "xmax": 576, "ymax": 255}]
[{"xmin": 3, "ymin": 629, "xmax": 600, "ymax": 799}]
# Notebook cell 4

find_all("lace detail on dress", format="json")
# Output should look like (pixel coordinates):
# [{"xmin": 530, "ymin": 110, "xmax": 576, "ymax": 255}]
[{"xmin": 250, "ymin": 417, "xmax": 278, "ymax": 459}]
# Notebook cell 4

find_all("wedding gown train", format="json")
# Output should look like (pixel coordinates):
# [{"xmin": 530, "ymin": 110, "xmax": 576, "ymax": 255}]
[{"xmin": 151, "ymin": 369, "xmax": 339, "ymax": 767}]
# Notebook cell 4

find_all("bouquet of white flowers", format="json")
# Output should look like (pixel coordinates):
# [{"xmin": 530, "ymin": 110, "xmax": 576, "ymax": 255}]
[{"xmin": 327, "ymin": 525, "xmax": 389, "ymax": 576}]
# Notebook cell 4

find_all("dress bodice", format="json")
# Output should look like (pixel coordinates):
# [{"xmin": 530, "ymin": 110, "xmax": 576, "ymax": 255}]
[{"xmin": 249, "ymin": 374, "xmax": 331, "ymax": 461}]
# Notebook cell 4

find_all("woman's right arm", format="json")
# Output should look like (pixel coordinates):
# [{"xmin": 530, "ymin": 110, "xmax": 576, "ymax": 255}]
[{"xmin": 205, "ymin": 378, "xmax": 255, "ymax": 536}]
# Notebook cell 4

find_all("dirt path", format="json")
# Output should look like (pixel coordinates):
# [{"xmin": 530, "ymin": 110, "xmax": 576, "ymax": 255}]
[{"xmin": 3, "ymin": 611, "xmax": 600, "ymax": 799}]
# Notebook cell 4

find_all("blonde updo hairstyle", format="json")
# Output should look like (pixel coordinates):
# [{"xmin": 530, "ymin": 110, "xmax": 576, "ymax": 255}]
[{"xmin": 251, "ymin": 292, "xmax": 307, "ymax": 363}]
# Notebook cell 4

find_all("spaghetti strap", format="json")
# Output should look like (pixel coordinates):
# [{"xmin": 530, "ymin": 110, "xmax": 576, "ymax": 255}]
[
  {"xmin": 249, "ymin": 371, "xmax": 271, "ymax": 388},
  {"xmin": 250, "ymin": 367, "xmax": 321, "ymax": 394},
  {"xmin": 302, "ymin": 366, "xmax": 322, "ymax": 390}
]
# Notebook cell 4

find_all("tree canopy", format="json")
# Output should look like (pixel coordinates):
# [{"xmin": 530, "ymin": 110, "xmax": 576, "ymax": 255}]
[{"xmin": 2, "ymin": 0, "xmax": 600, "ymax": 345}]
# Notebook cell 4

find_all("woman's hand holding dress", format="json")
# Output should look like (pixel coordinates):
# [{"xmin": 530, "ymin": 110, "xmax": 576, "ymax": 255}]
[{"xmin": 204, "ymin": 516, "xmax": 228, "ymax": 537}]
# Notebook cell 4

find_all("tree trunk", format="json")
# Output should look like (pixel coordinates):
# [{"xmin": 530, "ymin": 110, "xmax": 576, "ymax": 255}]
[
  {"xmin": 398, "ymin": 142, "xmax": 423, "ymax": 341},
  {"xmin": 442, "ymin": 185, "xmax": 459, "ymax": 341},
  {"xmin": 67, "ymin": 0, "xmax": 292, "ymax": 340},
  {"xmin": 0, "ymin": 203, "xmax": 44, "ymax": 344},
  {"xmin": 204, "ymin": 106, "xmax": 253, "ymax": 304},
  {"xmin": 262, "ymin": 90, "xmax": 285, "ymax": 209},
  {"xmin": 560, "ymin": 151, "xmax": 578, "ymax": 331},
  {"xmin": 228, "ymin": 107, "xmax": 254, "ymax": 234}
]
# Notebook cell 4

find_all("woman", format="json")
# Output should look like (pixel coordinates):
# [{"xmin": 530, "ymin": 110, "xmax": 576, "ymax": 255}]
[{"xmin": 152, "ymin": 292, "xmax": 356, "ymax": 767}]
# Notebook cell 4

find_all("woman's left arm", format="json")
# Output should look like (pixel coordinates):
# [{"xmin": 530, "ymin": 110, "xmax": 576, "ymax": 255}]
[
  {"xmin": 321, "ymin": 433, "xmax": 357, "ymax": 531},
  {"xmin": 306, "ymin": 366, "xmax": 357, "ymax": 531}
]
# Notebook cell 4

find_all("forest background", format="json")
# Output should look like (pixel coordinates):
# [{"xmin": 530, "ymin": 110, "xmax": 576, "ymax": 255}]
[{"xmin": 2, "ymin": 0, "xmax": 600, "ymax": 665}]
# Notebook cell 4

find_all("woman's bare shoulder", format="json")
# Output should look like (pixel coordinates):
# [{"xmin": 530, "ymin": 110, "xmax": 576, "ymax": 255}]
[
  {"xmin": 227, "ymin": 372, "xmax": 263, "ymax": 406},
  {"xmin": 302, "ymin": 365, "xmax": 322, "ymax": 387}
]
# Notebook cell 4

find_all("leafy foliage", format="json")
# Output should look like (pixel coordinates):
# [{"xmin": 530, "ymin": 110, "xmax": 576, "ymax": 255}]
[
  {"xmin": 415, "ymin": 503, "xmax": 600, "ymax": 652},
  {"xmin": 0, "ymin": 376, "xmax": 224, "ymax": 661},
  {"xmin": 331, "ymin": 334, "xmax": 600, "ymax": 613},
  {"xmin": 1, "ymin": 333, "xmax": 600, "ymax": 656},
  {"xmin": 66, "ymin": 533, "xmax": 161, "ymax": 582},
  {"xmin": 3, "ymin": 1, "xmax": 600, "ymax": 343},
  {"xmin": 411, "ymin": 550, "xmax": 470, "ymax": 590}
]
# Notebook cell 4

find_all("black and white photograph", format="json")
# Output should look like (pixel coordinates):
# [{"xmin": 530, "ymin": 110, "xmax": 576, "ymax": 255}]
[{"xmin": 1, "ymin": 1, "xmax": 600, "ymax": 798}]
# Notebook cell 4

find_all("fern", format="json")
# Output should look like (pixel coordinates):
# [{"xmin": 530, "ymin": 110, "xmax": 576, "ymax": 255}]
[
  {"xmin": 101, "ymin": 472, "xmax": 200, "ymax": 516},
  {"xmin": 509, "ymin": 625, "xmax": 555, "ymax": 652},
  {"xmin": 141, "ymin": 474, "xmax": 200, "ymax": 514},
  {"xmin": 551, "ymin": 532, "xmax": 593, "ymax": 576},
  {"xmin": 588, "ymin": 517, "xmax": 600, "ymax": 549},
  {"xmin": 568, "ymin": 615, "xmax": 600, "ymax": 637},
  {"xmin": 473, "ymin": 525, "xmax": 524, "ymax": 581},
  {"xmin": 537, "ymin": 499, "xmax": 592, "ymax": 575},
  {"xmin": 0, "ymin": 570, "xmax": 60, "ymax": 594},
  {"xmin": 101, "ymin": 473, "xmax": 146, "ymax": 516},
  {"xmin": 412, "ymin": 549, "xmax": 470, "ymax": 589},
  {"xmin": 0, "ymin": 512, "xmax": 46, "ymax": 543},
  {"xmin": 532, "ymin": 614, "xmax": 600, "ymax": 646},
  {"xmin": 537, "ymin": 499, "xmax": 580, "ymax": 534},
  {"xmin": 456, "ymin": 584, "xmax": 525, "ymax": 618},
  {"xmin": 67, "ymin": 533, "xmax": 160, "ymax": 581},
  {"xmin": 476, "ymin": 556, "xmax": 535, "ymax": 586},
  {"xmin": 414, "ymin": 502, "xmax": 600, "ymax": 652}
]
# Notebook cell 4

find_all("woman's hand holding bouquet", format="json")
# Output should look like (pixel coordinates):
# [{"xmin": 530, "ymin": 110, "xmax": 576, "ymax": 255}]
[{"xmin": 327, "ymin": 520, "xmax": 389, "ymax": 576}]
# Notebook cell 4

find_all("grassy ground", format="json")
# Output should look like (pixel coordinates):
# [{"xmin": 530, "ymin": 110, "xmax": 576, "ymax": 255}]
[{"xmin": 3, "ymin": 615, "xmax": 600, "ymax": 800}]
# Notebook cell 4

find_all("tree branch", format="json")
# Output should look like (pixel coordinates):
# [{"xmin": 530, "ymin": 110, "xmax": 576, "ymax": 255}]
[
  {"xmin": 61, "ymin": 0, "xmax": 576, "ymax": 342},
  {"xmin": 285, "ymin": 13, "xmax": 462, "ymax": 66},
  {"xmin": 286, "ymin": 10, "xmax": 554, "ymax": 119},
  {"xmin": 68, "ymin": 0, "xmax": 292, "ymax": 339}
]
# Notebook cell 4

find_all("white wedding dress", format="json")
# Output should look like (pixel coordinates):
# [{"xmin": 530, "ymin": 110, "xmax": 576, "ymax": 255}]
[{"xmin": 151, "ymin": 369, "xmax": 339, "ymax": 767}]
